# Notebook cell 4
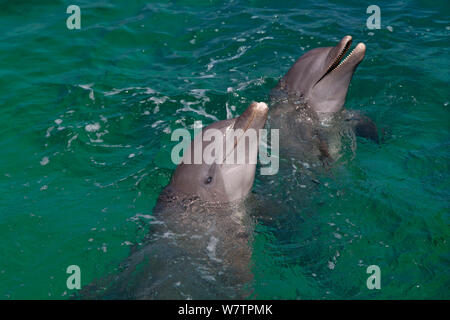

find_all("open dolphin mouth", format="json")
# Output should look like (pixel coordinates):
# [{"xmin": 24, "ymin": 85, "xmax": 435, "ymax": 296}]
[
  {"xmin": 325, "ymin": 38, "xmax": 352, "ymax": 74},
  {"xmin": 315, "ymin": 36, "xmax": 366, "ymax": 85}
]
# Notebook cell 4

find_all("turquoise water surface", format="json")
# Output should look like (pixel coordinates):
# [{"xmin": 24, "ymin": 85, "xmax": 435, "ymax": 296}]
[{"xmin": 0, "ymin": 0, "xmax": 449, "ymax": 299}]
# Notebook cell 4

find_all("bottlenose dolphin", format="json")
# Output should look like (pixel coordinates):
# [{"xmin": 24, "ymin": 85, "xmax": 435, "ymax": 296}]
[
  {"xmin": 269, "ymin": 35, "xmax": 378, "ymax": 166},
  {"xmin": 82, "ymin": 102, "xmax": 268, "ymax": 299}
]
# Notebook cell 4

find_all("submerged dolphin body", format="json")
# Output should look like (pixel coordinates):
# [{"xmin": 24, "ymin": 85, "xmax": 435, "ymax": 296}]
[
  {"xmin": 269, "ymin": 35, "xmax": 378, "ymax": 166},
  {"xmin": 82, "ymin": 102, "xmax": 269, "ymax": 299}
]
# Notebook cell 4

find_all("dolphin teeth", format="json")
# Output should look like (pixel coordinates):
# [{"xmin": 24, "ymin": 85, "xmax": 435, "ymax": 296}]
[
  {"xmin": 315, "ymin": 38, "xmax": 363, "ymax": 85},
  {"xmin": 334, "ymin": 46, "xmax": 358, "ymax": 71},
  {"xmin": 327, "ymin": 44, "xmax": 358, "ymax": 76},
  {"xmin": 322, "ymin": 39, "xmax": 352, "ymax": 78}
]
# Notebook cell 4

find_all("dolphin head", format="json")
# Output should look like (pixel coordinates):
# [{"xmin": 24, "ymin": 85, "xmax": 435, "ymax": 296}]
[
  {"xmin": 278, "ymin": 35, "xmax": 365, "ymax": 113},
  {"xmin": 170, "ymin": 102, "xmax": 268, "ymax": 203}
]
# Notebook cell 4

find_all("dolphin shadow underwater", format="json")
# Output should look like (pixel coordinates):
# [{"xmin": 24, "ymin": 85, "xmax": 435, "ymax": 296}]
[{"xmin": 80, "ymin": 102, "xmax": 269, "ymax": 299}]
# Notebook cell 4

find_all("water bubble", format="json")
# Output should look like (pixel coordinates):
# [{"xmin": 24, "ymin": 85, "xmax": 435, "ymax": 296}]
[
  {"xmin": 85, "ymin": 123, "xmax": 100, "ymax": 132},
  {"xmin": 40, "ymin": 157, "xmax": 49, "ymax": 166}
]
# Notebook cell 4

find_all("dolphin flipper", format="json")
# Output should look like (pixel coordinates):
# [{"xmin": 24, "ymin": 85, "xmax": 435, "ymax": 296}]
[{"xmin": 344, "ymin": 110, "xmax": 379, "ymax": 144}]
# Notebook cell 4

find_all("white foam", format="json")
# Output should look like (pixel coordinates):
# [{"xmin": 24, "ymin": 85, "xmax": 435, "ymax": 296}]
[
  {"xmin": 85, "ymin": 123, "xmax": 100, "ymax": 132},
  {"xmin": 151, "ymin": 120, "xmax": 164, "ymax": 128},
  {"xmin": 178, "ymin": 100, "xmax": 218, "ymax": 121},
  {"xmin": 67, "ymin": 134, "xmax": 78, "ymax": 148},
  {"xmin": 206, "ymin": 236, "xmax": 222, "ymax": 262},
  {"xmin": 206, "ymin": 46, "xmax": 248, "ymax": 72},
  {"xmin": 79, "ymin": 83, "xmax": 95, "ymax": 101},
  {"xmin": 40, "ymin": 157, "xmax": 49, "ymax": 166},
  {"xmin": 103, "ymin": 86, "xmax": 156, "ymax": 96}
]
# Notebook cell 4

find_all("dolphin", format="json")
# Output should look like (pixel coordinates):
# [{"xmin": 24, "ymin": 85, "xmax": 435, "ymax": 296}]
[
  {"xmin": 81, "ymin": 102, "xmax": 268, "ymax": 299},
  {"xmin": 169, "ymin": 102, "xmax": 268, "ymax": 203},
  {"xmin": 269, "ymin": 35, "xmax": 378, "ymax": 165}
]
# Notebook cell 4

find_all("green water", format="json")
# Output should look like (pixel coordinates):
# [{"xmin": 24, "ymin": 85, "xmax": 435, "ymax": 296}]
[{"xmin": 0, "ymin": 0, "xmax": 449, "ymax": 299}]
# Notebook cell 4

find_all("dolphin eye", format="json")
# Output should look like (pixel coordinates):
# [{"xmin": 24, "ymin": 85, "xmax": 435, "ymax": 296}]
[{"xmin": 205, "ymin": 176, "xmax": 213, "ymax": 184}]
